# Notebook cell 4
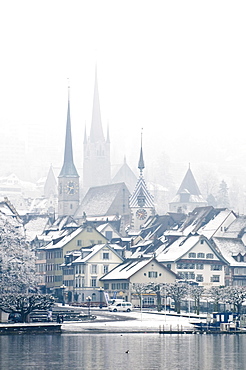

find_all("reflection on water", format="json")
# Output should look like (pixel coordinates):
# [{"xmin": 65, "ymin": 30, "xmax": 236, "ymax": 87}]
[{"xmin": 0, "ymin": 333, "xmax": 246, "ymax": 370}]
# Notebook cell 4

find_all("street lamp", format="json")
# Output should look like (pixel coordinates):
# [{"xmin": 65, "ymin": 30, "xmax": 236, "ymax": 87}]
[
  {"xmin": 86, "ymin": 296, "xmax": 92, "ymax": 317},
  {"xmin": 98, "ymin": 287, "xmax": 104, "ymax": 309},
  {"xmin": 60, "ymin": 284, "xmax": 66, "ymax": 306}
]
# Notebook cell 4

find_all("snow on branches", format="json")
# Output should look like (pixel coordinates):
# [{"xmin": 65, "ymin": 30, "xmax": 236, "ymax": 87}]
[{"xmin": 0, "ymin": 216, "xmax": 39, "ymax": 293}]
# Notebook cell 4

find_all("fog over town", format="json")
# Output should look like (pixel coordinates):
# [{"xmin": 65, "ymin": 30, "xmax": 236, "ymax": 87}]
[{"xmin": 0, "ymin": 1, "xmax": 246, "ymax": 213}]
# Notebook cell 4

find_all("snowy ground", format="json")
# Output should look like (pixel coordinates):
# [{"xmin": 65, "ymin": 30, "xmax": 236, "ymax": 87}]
[{"xmin": 61, "ymin": 310, "xmax": 205, "ymax": 333}]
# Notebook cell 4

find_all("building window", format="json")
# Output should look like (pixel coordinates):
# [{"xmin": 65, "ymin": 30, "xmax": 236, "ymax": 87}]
[
  {"xmin": 196, "ymin": 264, "xmax": 204, "ymax": 270},
  {"xmin": 148, "ymin": 271, "xmax": 158, "ymax": 278},
  {"xmin": 104, "ymin": 283, "xmax": 109, "ymax": 289},
  {"xmin": 206, "ymin": 253, "xmax": 214, "ymax": 259},
  {"xmin": 103, "ymin": 253, "xmax": 109, "ymax": 260},
  {"xmin": 196, "ymin": 274, "xmax": 204, "ymax": 282},
  {"xmin": 87, "ymin": 227, "xmax": 93, "ymax": 232},
  {"xmin": 103, "ymin": 265, "xmax": 109, "ymax": 274},
  {"xmin": 189, "ymin": 253, "xmax": 196, "ymax": 258},
  {"xmin": 211, "ymin": 265, "xmax": 222, "ymax": 271},
  {"xmin": 77, "ymin": 240, "xmax": 82, "ymax": 247},
  {"xmin": 177, "ymin": 263, "xmax": 195, "ymax": 270},
  {"xmin": 111, "ymin": 283, "xmax": 116, "ymax": 290},
  {"xmin": 91, "ymin": 277, "xmax": 97, "ymax": 287},
  {"xmin": 105, "ymin": 231, "xmax": 113, "ymax": 240},
  {"xmin": 91, "ymin": 265, "xmax": 97, "ymax": 274},
  {"xmin": 166, "ymin": 264, "xmax": 171, "ymax": 270},
  {"xmin": 211, "ymin": 275, "xmax": 220, "ymax": 282},
  {"xmin": 200, "ymin": 240, "xmax": 204, "ymax": 244},
  {"xmin": 121, "ymin": 283, "xmax": 129, "ymax": 290},
  {"xmin": 197, "ymin": 253, "xmax": 205, "ymax": 258}
]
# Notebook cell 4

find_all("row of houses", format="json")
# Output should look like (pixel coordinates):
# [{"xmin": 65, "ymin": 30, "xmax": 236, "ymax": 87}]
[{"xmin": 33, "ymin": 205, "xmax": 246, "ymax": 305}]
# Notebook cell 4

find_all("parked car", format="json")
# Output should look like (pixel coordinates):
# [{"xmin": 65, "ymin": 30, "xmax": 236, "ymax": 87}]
[
  {"xmin": 8, "ymin": 313, "xmax": 22, "ymax": 323},
  {"xmin": 108, "ymin": 302, "xmax": 133, "ymax": 312}
]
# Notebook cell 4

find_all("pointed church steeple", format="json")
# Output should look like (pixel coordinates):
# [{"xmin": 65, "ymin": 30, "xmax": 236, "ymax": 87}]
[
  {"xmin": 83, "ymin": 67, "xmax": 111, "ymax": 190},
  {"xmin": 169, "ymin": 164, "xmax": 207, "ymax": 214},
  {"xmin": 138, "ymin": 129, "xmax": 145, "ymax": 175},
  {"xmin": 59, "ymin": 86, "xmax": 78, "ymax": 178},
  {"xmin": 90, "ymin": 66, "xmax": 105, "ymax": 143},
  {"xmin": 58, "ymin": 85, "xmax": 79, "ymax": 218},
  {"xmin": 129, "ymin": 131, "xmax": 155, "ymax": 230}
]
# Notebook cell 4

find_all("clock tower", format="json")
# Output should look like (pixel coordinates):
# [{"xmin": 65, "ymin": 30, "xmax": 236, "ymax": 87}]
[
  {"xmin": 129, "ymin": 131, "xmax": 155, "ymax": 231},
  {"xmin": 58, "ymin": 87, "xmax": 79, "ymax": 217}
]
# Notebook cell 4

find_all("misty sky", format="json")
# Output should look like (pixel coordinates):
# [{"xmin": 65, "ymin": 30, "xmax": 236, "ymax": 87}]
[{"xmin": 0, "ymin": 1, "xmax": 246, "ymax": 187}]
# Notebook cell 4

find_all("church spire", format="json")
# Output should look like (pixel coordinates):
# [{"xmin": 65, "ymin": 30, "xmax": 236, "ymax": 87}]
[
  {"xmin": 59, "ymin": 85, "xmax": 78, "ymax": 177},
  {"xmin": 90, "ymin": 66, "xmax": 105, "ymax": 143},
  {"xmin": 138, "ymin": 129, "xmax": 145, "ymax": 176}
]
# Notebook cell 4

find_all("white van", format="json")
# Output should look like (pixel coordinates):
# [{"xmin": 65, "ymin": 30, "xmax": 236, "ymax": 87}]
[{"xmin": 108, "ymin": 302, "xmax": 133, "ymax": 312}]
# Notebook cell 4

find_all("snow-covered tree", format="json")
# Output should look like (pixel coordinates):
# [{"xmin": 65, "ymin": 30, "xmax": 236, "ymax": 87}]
[
  {"xmin": 190, "ymin": 286, "xmax": 204, "ymax": 315},
  {"xmin": 224, "ymin": 286, "xmax": 246, "ymax": 314},
  {"xmin": 166, "ymin": 282, "xmax": 188, "ymax": 314},
  {"xmin": 207, "ymin": 286, "xmax": 225, "ymax": 312},
  {"xmin": 131, "ymin": 283, "xmax": 148, "ymax": 309},
  {"xmin": 0, "ymin": 215, "xmax": 52, "ymax": 322},
  {"xmin": 146, "ymin": 283, "xmax": 164, "ymax": 312},
  {"xmin": 0, "ymin": 216, "xmax": 39, "ymax": 293},
  {"xmin": 0, "ymin": 294, "xmax": 55, "ymax": 322}
]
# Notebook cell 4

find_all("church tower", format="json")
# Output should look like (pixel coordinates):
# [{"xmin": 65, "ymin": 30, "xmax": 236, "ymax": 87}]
[
  {"xmin": 169, "ymin": 165, "xmax": 207, "ymax": 214},
  {"xmin": 129, "ymin": 132, "xmax": 155, "ymax": 231},
  {"xmin": 58, "ymin": 87, "xmax": 79, "ymax": 217},
  {"xmin": 83, "ymin": 67, "xmax": 111, "ymax": 192}
]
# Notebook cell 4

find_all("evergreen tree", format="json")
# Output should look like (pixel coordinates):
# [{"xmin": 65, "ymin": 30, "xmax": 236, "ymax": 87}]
[{"xmin": 217, "ymin": 180, "xmax": 230, "ymax": 208}]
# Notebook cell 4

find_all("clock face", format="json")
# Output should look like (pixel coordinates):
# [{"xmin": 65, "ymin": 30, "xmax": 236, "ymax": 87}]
[
  {"xmin": 66, "ymin": 181, "xmax": 78, "ymax": 195},
  {"xmin": 136, "ymin": 208, "xmax": 147, "ymax": 220}
]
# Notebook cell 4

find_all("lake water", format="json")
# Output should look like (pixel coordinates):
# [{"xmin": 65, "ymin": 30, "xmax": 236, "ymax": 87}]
[{"xmin": 0, "ymin": 333, "xmax": 246, "ymax": 370}]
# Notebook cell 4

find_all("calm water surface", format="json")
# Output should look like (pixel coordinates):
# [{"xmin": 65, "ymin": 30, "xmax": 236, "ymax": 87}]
[{"xmin": 0, "ymin": 333, "xmax": 246, "ymax": 370}]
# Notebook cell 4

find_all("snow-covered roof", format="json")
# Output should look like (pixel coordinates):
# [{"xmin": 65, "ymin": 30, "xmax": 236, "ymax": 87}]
[
  {"xmin": 198, "ymin": 209, "xmax": 234, "ymax": 239},
  {"xmin": 101, "ymin": 258, "xmax": 154, "ymax": 280},
  {"xmin": 44, "ymin": 225, "xmax": 86, "ymax": 250},
  {"xmin": 75, "ymin": 183, "xmax": 130, "ymax": 218},
  {"xmin": 24, "ymin": 217, "xmax": 49, "ymax": 242},
  {"xmin": 157, "ymin": 235, "xmax": 201, "ymax": 263},
  {"xmin": 213, "ymin": 237, "xmax": 246, "ymax": 267},
  {"xmin": 72, "ymin": 243, "xmax": 124, "ymax": 264}
]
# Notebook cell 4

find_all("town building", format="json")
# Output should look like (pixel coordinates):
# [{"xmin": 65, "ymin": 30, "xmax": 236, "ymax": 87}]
[{"xmin": 100, "ymin": 257, "xmax": 177, "ymax": 305}]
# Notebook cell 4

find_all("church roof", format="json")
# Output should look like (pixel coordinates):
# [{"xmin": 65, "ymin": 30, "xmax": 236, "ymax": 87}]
[
  {"xmin": 59, "ymin": 93, "xmax": 78, "ymax": 178},
  {"xmin": 177, "ymin": 167, "xmax": 201, "ymax": 195},
  {"xmin": 75, "ymin": 182, "xmax": 130, "ymax": 218},
  {"xmin": 111, "ymin": 158, "xmax": 137, "ymax": 192}
]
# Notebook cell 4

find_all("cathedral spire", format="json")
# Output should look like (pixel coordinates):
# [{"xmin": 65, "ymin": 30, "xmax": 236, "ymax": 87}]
[
  {"xmin": 59, "ymin": 85, "xmax": 78, "ymax": 177},
  {"xmin": 138, "ymin": 129, "xmax": 145, "ymax": 176},
  {"xmin": 90, "ymin": 66, "xmax": 105, "ymax": 143}
]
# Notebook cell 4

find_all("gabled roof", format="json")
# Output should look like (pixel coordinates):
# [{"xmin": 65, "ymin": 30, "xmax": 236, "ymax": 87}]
[
  {"xmin": 72, "ymin": 243, "xmax": 124, "ymax": 264},
  {"xmin": 44, "ymin": 224, "xmax": 105, "ymax": 250},
  {"xmin": 198, "ymin": 209, "xmax": 236, "ymax": 239},
  {"xmin": 129, "ymin": 176, "xmax": 154, "ymax": 208},
  {"xmin": 100, "ymin": 257, "xmax": 176, "ymax": 280},
  {"xmin": 75, "ymin": 182, "xmax": 130, "ymax": 218},
  {"xmin": 157, "ymin": 234, "xmax": 228, "ymax": 264},
  {"xmin": 212, "ymin": 237, "xmax": 246, "ymax": 266}
]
